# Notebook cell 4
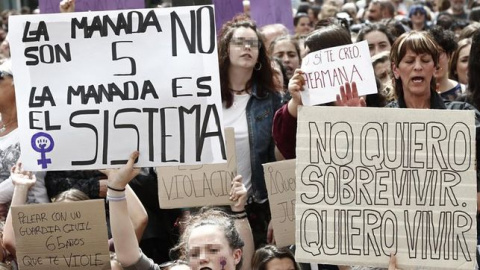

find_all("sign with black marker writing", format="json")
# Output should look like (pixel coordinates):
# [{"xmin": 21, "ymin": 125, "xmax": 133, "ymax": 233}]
[
  {"xmin": 295, "ymin": 106, "xmax": 477, "ymax": 269},
  {"xmin": 9, "ymin": 6, "xmax": 226, "ymax": 170},
  {"xmin": 263, "ymin": 159, "xmax": 296, "ymax": 247},
  {"xmin": 300, "ymin": 41, "xmax": 377, "ymax": 105},
  {"xmin": 157, "ymin": 128, "xmax": 237, "ymax": 208},
  {"xmin": 11, "ymin": 200, "xmax": 109, "ymax": 270}
]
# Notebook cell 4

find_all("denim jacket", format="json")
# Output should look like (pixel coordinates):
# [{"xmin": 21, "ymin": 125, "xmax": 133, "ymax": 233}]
[{"xmin": 246, "ymin": 84, "xmax": 283, "ymax": 201}]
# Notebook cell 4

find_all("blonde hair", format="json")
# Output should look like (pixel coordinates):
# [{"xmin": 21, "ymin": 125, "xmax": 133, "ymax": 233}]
[{"xmin": 52, "ymin": 189, "xmax": 90, "ymax": 202}]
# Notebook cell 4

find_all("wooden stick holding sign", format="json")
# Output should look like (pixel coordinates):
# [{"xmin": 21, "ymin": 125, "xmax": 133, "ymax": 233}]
[
  {"xmin": 11, "ymin": 200, "xmax": 110, "ymax": 270},
  {"xmin": 295, "ymin": 106, "xmax": 477, "ymax": 269},
  {"xmin": 157, "ymin": 128, "xmax": 237, "ymax": 208},
  {"xmin": 263, "ymin": 159, "xmax": 296, "ymax": 247}
]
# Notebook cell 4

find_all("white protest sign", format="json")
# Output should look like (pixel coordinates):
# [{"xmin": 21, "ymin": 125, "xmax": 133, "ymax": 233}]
[
  {"xmin": 157, "ymin": 128, "xmax": 236, "ymax": 208},
  {"xmin": 9, "ymin": 6, "xmax": 226, "ymax": 171},
  {"xmin": 11, "ymin": 200, "xmax": 109, "ymax": 270},
  {"xmin": 295, "ymin": 106, "xmax": 477, "ymax": 269},
  {"xmin": 300, "ymin": 41, "xmax": 377, "ymax": 105},
  {"xmin": 263, "ymin": 159, "xmax": 296, "ymax": 247}
]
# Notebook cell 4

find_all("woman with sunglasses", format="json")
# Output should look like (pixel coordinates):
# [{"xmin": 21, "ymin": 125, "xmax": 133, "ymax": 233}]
[
  {"xmin": 106, "ymin": 151, "xmax": 254, "ymax": 270},
  {"xmin": 218, "ymin": 14, "xmax": 282, "ymax": 249}
]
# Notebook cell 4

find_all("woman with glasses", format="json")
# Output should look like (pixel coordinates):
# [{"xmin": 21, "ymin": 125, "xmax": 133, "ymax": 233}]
[
  {"xmin": 106, "ymin": 151, "xmax": 254, "ymax": 270},
  {"xmin": 218, "ymin": 14, "xmax": 282, "ymax": 249},
  {"xmin": 408, "ymin": 4, "xmax": 431, "ymax": 31}
]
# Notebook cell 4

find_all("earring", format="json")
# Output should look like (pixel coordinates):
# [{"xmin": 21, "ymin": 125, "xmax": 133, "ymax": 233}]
[{"xmin": 254, "ymin": 62, "xmax": 262, "ymax": 71}]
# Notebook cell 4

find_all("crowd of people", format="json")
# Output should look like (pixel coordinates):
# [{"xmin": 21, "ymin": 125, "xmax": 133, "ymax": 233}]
[{"xmin": 1, "ymin": 0, "xmax": 480, "ymax": 269}]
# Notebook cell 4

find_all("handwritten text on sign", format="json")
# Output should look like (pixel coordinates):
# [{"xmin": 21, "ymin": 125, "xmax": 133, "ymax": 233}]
[
  {"xmin": 263, "ymin": 159, "xmax": 296, "ymax": 247},
  {"xmin": 157, "ymin": 128, "xmax": 237, "ymax": 209},
  {"xmin": 295, "ymin": 106, "xmax": 477, "ymax": 269},
  {"xmin": 11, "ymin": 200, "xmax": 109, "ymax": 270},
  {"xmin": 300, "ymin": 41, "xmax": 377, "ymax": 105},
  {"xmin": 9, "ymin": 6, "xmax": 225, "ymax": 170}
]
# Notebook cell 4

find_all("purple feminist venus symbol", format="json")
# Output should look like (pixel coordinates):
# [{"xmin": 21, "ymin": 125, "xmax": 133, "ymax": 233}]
[
  {"xmin": 220, "ymin": 257, "xmax": 227, "ymax": 270},
  {"xmin": 31, "ymin": 132, "xmax": 55, "ymax": 169}
]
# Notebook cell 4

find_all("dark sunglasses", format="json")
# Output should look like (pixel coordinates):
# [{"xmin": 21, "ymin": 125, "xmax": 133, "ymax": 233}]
[{"xmin": 158, "ymin": 259, "xmax": 188, "ymax": 269}]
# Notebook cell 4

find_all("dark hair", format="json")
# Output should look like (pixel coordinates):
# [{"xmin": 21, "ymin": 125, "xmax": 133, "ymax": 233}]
[
  {"xmin": 466, "ymin": 30, "xmax": 480, "ymax": 109},
  {"xmin": 459, "ymin": 22, "xmax": 480, "ymax": 40},
  {"xmin": 252, "ymin": 245, "xmax": 301, "ymax": 270},
  {"xmin": 428, "ymin": 25, "xmax": 457, "ymax": 55},
  {"xmin": 174, "ymin": 208, "xmax": 245, "ymax": 270},
  {"xmin": 305, "ymin": 24, "xmax": 352, "ymax": 52},
  {"xmin": 294, "ymin": 12, "xmax": 309, "ymax": 27},
  {"xmin": 356, "ymin": 23, "xmax": 396, "ymax": 46},
  {"xmin": 218, "ymin": 14, "xmax": 276, "ymax": 108},
  {"xmin": 435, "ymin": 12, "xmax": 454, "ymax": 30},
  {"xmin": 449, "ymin": 38, "xmax": 472, "ymax": 82},
  {"xmin": 296, "ymin": 3, "xmax": 311, "ymax": 15},
  {"xmin": 272, "ymin": 57, "xmax": 288, "ymax": 90},
  {"xmin": 390, "ymin": 31, "xmax": 440, "ymax": 98}
]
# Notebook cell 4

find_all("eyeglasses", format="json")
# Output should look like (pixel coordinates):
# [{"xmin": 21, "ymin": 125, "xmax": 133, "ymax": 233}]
[
  {"xmin": 230, "ymin": 38, "xmax": 261, "ymax": 49},
  {"xmin": 158, "ymin": 259, "xmax": 188, "ymax": 269}
]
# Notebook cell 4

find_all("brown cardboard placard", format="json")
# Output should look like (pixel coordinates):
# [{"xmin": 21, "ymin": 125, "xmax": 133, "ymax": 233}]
[
  {"xmin": 263, "ymin": 159, "xmax": 296, "ymax": 247},
  {"xmin": 295, "ymin": 106, "xmax": 477, "ymax": 270},
  {"xmin": 12, "ymin": 200, "xmax": 110, "ymax": 270},
  {"xmin": 157, "ymin": 127, "xmax": 236, "ymax": 208}
]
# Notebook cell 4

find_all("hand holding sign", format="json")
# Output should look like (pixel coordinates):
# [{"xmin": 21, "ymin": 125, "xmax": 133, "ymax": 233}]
[
  {"xmin": 59, "ymin": 0, "xmax": 75, "ymax": 13},
  {"xmin": 102, "ymin": 151, "xmax": 140, "ymax": 191},
  {"xmin": 287, "ymin": 69, "xmax": 306, "ymax": 118},
  {"xmin": 229, "ymin": 175, "xmax": 247, "ymax": 212}
]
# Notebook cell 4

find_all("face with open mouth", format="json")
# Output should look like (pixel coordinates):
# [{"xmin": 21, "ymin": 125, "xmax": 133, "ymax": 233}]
[
  {"xmin": 188, "ymin": 224, "xmax": 242, "ymax": 270},
  {"xmin": 393, "ymin": 49, "xmax": 436, "ymax": 98}
]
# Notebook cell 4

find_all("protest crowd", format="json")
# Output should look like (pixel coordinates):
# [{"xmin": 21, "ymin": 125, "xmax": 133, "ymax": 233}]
[{"xmin": 1, "ymin": 0, "xmax": 480, "ymax": 269}]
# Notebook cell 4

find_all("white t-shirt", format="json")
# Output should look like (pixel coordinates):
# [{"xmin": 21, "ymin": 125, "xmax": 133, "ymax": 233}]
[
  {"xmin": 223, "ymin": 94, "xmax": 253, "ymax": 196},
  {"xmin": 0, "ymin": 129, "xmax": 49, "ymax": 205}
]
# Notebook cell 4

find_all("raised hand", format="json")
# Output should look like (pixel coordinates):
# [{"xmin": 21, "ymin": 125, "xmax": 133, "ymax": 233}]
[
  {"xmin": 10, "ymin": 162, "xmax": 36, "ymax": 188},
  {"xmin": 59, "ymin": 0, "xmax": 75, "ymax": 13},
  {"xmin": 101, "ymin": 151, "xmax": 140, "ymax": 190},
  {"xmin": 229, "ymin": 175, "xmax": 247, "ymax": 212},
  {"xmin": 336, "ymin": 81, "xmax": 367, "ymax": 107}
]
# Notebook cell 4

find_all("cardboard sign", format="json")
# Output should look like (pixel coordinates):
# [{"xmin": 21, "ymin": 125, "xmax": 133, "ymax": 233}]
[
  {"xmin": 157, "ymin": 128, "xmax": 236, "ymax": 208},
  {"xmin": 9, "ymin": 6, "xmax": 226, "ymax": 171},
  {"xmin": 300, "ymin": 41, "xmax": 377, "ymax": 105},
  {"xmin": 295, "ymin": 106, "xmax": 477, "ymax": 269},
  {"xmin": 11, "ymin": 200, "xmax": 109, "ymax": 270},
  {"xmin": 250, "ymin": 0, "xmax": 294, "ymax": 33},
  {"xmin": 212, "ymin": 0, "xmax": 244, "ymax": 35},
  {"xmin": 40, "ymin": 0, "xmax": 145, "ymax": 13},
  {"xmin": 263, "ymin": 159, "xmax": 296, "ymax": 247}
]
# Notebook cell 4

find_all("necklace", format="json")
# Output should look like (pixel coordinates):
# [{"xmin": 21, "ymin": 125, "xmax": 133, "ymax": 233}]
[
  {"xmin": 0, "ymin": 120, "xmax": 15, "ymax": 134},
  {"xmin": 228, "ymin": 87, "xmax": 246, "ymax": 93}
]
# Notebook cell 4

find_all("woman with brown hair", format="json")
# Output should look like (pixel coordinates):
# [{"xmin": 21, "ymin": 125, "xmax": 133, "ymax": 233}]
[{"xmin": 218, "ymin": 14, "xmax": 282, "ymax": 249}]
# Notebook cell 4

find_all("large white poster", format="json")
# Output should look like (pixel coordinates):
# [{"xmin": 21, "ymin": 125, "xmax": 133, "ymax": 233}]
[
  {"xmin": 295, "ymin": 106, "xmax": 477, "ymax": 269},
  {"xmin": 9, "ymin": 6, "xmax": 226, "ymax": 170}
]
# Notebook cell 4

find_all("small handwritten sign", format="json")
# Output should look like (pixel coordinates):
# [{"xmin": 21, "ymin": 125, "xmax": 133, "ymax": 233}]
[
  {"xmin": 300, "ymin": 41, "xmax": 377, "ymax": 105},
  {"xmin": 157, "ymin": 128, "xmax": 237, "ymax": 208},
  {"xmin": 12, "ymin": 200, "xmax": 109, "ymax": 270},
  {"xmin": 263, "ymin": 159, "xmax": 296, "ymax": 247}
]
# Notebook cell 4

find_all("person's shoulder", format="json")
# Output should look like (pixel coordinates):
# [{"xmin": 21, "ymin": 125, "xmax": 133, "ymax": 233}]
[{"xmin": 445, "ymin": 100, "xmax": 478, "ymax": 111}]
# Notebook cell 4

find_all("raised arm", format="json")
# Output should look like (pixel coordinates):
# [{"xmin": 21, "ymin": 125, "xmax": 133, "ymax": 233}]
[
  {"xmin": 229, "ymin": 175, "xmax": 253, "ymax": 270},
  {"xmin": 103, "ymin": 152, "xmax": 141, "ymax": 267},
  {"xmin": 3, "ymin": 163, "xmax": 36, "ymax": 258},
  {"xmin": 125, "ymin": 185, "xmax": 148, "ymax": 242}
]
